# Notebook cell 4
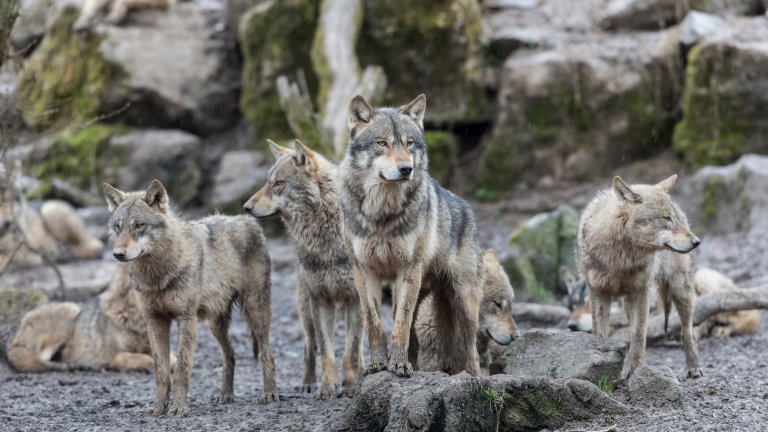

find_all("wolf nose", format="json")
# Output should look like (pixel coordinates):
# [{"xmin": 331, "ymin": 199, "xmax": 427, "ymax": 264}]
[
  {"xmin": 567, "ymin": 324, "xmax": 579, "ymax": 332},
  {"xmin": 113, "ymin": 251, "xmax": 126, "ymax": 260},
  {"xmin": 692, "ymin": 239, "xmax": 701, "ymax": 249},
  {"xmin": 243, "ymin": 203, "xmax": 252, "ymax": 213},
  {"xmin": 398, "ymin": 165, "xmax": 413, "ymax": 176}
]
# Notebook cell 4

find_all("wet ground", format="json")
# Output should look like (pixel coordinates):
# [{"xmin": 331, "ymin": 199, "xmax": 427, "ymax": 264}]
[{"xmin": 1, "ymin": 170, "xmax": 767, "ymax": 431}]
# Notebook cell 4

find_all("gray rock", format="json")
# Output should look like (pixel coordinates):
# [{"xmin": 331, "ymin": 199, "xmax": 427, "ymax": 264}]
[
  {"xmin": 681, "ymin": 154, "xmax": 768, "ymax": 235},
  {"xmin": 599, "ymin": 0, "xmax": 686, "ymax": 30},
  {"xmin": 626, "ymin": 365, "xmax": 681, "ymax": 402},
  {"xmin": 10, "ymin": 0, "xmax": 83, "ymax": 52},
  {"xmin": 0, "ymin": 260, "xmax": 116, "ymax": 301},
  {"xmin": 491, "ymin": 329, "xmax": 626, "ymax": 384},
  {"xmin": 679, "ymin": 10, "xmax": 727, "ymax": 46},
  {"xmin": 210, "ymin": 150, "xmax": 267, "ymax": 211},
  {"xmin": 104, "ymin": 130, "xmax": 203, "ymax": 208},
  {"xmin": 324, "ymin": 371, "xmax": 626, "ymax": 431},
  {"xmin": 483, "ymin": 0, "xmax": 541, "ymax": 9}
]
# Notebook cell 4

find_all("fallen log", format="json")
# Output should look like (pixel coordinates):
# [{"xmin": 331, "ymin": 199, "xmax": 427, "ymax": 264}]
[{"xmin": 512, "ymin": 302, "xmax": 572, "ymax": 323}]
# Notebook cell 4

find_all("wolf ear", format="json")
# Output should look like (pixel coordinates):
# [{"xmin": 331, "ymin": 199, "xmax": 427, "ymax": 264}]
[
  {"xmin": 400, "ymin": 94, "xmax": 427, "ymax": 129},
  {"xmin": 102, "ymin": 183, "xmax": 126, "ymax": 212},
  {"xmin": 613, "ymin": 176, "xmax": 641, "ymax": 203},
  {"xmin": 654, "ymin": 174, "xmax": 677, "ymax": 193},
  {"xmin": 266, "ymin": 139, "xmax": 292, "ymax": 160},
  {"xmin": 144, "ymin": 179, "xmax": 169, "ymax": 213},
  {"xmin": 482, "ymin": 249, "xmax": 500, "ymax": 265},
  {"xmin": 348, "ymin": 95, "xmax": 374, "ymax": 133},
  {"xmin": 292, "ymin": 139, "xmax": 318, "ymax": 171}
]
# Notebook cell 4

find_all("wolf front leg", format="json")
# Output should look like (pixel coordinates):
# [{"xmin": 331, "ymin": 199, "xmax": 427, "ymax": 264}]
[
  {"xmin": 625, "ymin": 286, "xmax": 651, "ymax": 378},
  {"xmin": 296, "ymin": 280, "xmax": 317, "ymax": 394},
  {"xmin": 342, "ymin": 296, "xmax": 364, "ymax": 396},
  {"xmin": 354, "ymin": 268, "xmax": 388, "ymax": 375},
  {"xmin": 312, "ymin": 296, "xmax": 338, "ymax": 400},
  {"xmin": 169, "ymin": 314, "xmax": 199, "ymax": 416},
  {"xmin": 144, "ymin": 316, "xmax": 171, "ymax": 417},
  {"xmin": 589, "ymin": 286, "xmax": 612, "ymax": 338},
  {"xmin": 671, "ymin": 280, "xmax": 702, "ymax": 378},
  {"xmin": 388, "ymin": 263, "xmax": 423, "ymax": 377}
]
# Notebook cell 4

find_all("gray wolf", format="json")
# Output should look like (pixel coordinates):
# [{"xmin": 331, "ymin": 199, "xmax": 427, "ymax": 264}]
[
  {"xmin": 565, "ymin": 266, "xmax": 759, "ymax": 339},
  {"xmin": 415, "ymin": 249, "xmax": 520, "ymax": 374},
  {"xmin": 339, "ymin": 94, "xmax": 484, "ymax": 377},
  {"xmin": 6, "ymin": 265, "xmax": 161, "ymax": 373},
  {"xmin": 102, "ymin": 179, "xmax": 277, "ymax": 416},
  {"xmin": 577, "ymin": 174, "xmax": 702, "ymax": 378},
  {"xmin": 0, "ymin": 161, "xmax": 103, "ymax": 271},
  {"xmin": 74, "ymin": 0, "xmax": 176, "ymax": 30},
  {"xmin": 243, "ymin": 139, "xmax": 362, "ymax": 400}
]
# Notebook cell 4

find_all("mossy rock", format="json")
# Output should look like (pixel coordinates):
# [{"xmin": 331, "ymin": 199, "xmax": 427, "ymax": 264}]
[
  {"xmin": 672, "ymin": 22, "xmax": 768, "ymax": 168},
  {"xmin": 504, "ymin": 205, "xmax": 579, "ymax": 302},
  {"xmin": 0, "ymin": 0, "xmax": 18, "ymax": 67},
  {"xmin": 16, "ymin": 7, "xmax": 121, "ymax": 130},
  {"xmin": 239, "ymin": 0, "xmax": 319, "ymax": 147},
  {"xmin": 357, "ymin": 0, "xmax": 489, "ymax": 124},
  {"xmin": 424, "ymin": 130, "xmax": 458, "ymax": 185},
  {"xmin": 0, "ymin": 286, "xmax": 48, "ymax": 326}
]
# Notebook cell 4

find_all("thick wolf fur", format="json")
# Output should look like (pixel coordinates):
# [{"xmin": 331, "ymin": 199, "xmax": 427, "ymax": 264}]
[
  {"xmin": 0, "ymin": 162, "xmax": 103, "ymax": 271},
  {"xmin": 566, "ymin": 266, "xmax": 759, "ymax": 338},
  {"xmin": 340, "ymin": 94, "xmax": 484, "ymax": 377},
  {"xmin": 577, "ymin": 175, "xmax": 702, "ymax": 378},
  {"xmin": 415, "ymin": 249, "xmax": 519, "ymax": 374},
  {"xmin": 74, "ymin": 0, "xmax": 176, "ymax": 30},
  {"xmin": 244, "ymin": 139, "xmax": 362, "ymax": 400},
  {"xmin": 7, "ymin": 265, "xmax": 159, "ymax": 373},
  {"xmin": 102, "ymin": 180, "xmax": 277, "ymax": 417}
]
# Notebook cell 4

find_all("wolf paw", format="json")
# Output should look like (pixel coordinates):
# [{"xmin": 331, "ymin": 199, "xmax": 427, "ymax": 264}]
[
  {"xmin": 169, "ymin": 402, "xmax": 189, "ymax": 417},
  {"xmin": 387, "ymin": 360, "xmax": 413, "ymax": 377},
  {"xmin": 215, "ymin": 391, "xmax": 234, "ymax": 404},
  {"xmin": 711, "ymin": 327, "xmax": 731, "ymax": 338},
  {"xmin": 341, "ymin": 384, "xmax": 359, "ymax": 398},
  {"xmin": 363, "ymin": 362, "xmax": 387, "ymax": 376},
  {"xmin": 260, "ymin": 391, "xmax": 279, "ymax": 403},
  {"xmin": 300, "ymin": 383, "xmax": 314, "ymax": 394},
  {"xmin": 687, "ymin": 367, "xmax": 703, "ymax": 379},
  {"xmin": 140, "ymin": 406, "xmax": 166, "ymax": 417},
  {"xmin": 314, "ymin": 385, "xmax": 337, "ymax": 400}
]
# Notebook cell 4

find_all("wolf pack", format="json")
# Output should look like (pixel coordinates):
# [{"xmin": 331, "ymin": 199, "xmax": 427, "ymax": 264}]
[{"xmin": 3, "ymin": 94, "xmax": 759, "ymax": 417}]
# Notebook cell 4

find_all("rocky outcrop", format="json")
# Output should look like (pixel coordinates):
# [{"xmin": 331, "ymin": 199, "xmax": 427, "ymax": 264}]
[
  {"xmin": 479, "ymin": 30, "xmax": 683, "ymax": 191},
  {"xmin": 424, "ymin": 131, "xmax": 459, "ymax": 185},
  {"xmin": 325, "ymin": 371, "xmax": 626, "ymax": 431},
  {"xmin": 17, "ymin": 3, "xmax": 240, "ymax": 135},
  {"xmin": 358, "ymin": 0, "xmax": 489, "ymax": 124},
  {"xmin": 504, "ymin": 205, "xmax": 578, "ymax": 301},
  {"xmin": 598, "ymin": 0, "xmax": 762, "ymax": 31},
  {"xmin": 210, "ymin": 150, "xmax": 268, "ymax": 212},
  {"xmin": 490, "ymin": 330, "xmax": 626, "ymax": 384},
  {"xmin": 673, "ymin": 17, "xmax": 768, "ymax": 168},
  {"xmin": 626, "ymin": 365, "xmax": 681, "ymax": 403}
]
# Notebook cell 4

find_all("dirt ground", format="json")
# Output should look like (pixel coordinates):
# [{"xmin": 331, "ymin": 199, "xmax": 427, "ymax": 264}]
[{"xmin": 2, "ymin": 170, "xmax": 768, "ymax": 431}]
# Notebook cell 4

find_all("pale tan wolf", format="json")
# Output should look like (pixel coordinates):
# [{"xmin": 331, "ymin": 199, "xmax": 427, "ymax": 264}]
[
  {"xmin": 577, "ymin": 175, "xmax": 702, "ymax": 379},
  {"xmin": 340, "ymin": 94, "xmax": 485, "ymax": 377},
  {"xmin": 74, "ymin": 0, "xmax": 176, "ymax": 30},
  {"xmin": 102, "ymin": 179, "xmax": 277, "ymax": 417},
  {"xmin": 6, "ymin": 265, "xmax": 165, "ymax": 373},
  {"xmin": 565, "ymin": 266, "xmax": 759, "ymax": 339},
  {"xmin": 415, "ymin": 249, "xmax": 520, "ymax": 374},
  {"xmin": 0, "ymin": 161, "xmax": 103, "ymax": 271},
  {"xmin": 244, "ymin": 139, "xmax": 363, "ymax": 400}
]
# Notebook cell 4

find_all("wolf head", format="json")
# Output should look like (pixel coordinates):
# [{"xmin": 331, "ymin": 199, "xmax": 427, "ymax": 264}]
[
  {"xmin": 102, "ymin": 180, "xmax": 171, "ymax": 262},
  {"xmin": 0, "ymin": 161, "xmax": 26, "ymax": 236},
  {"xmin": 562, "ymin": 266, "xmax": 592, "ymax": 332},
  {"xmin": 478, "ymin": 250, "xmax": 520, "ymax": 345},
  {"xmin": 613, "ymin": 174, "xmax": 700, "ymax": 254},
  {"xmin": 345, "ymin": 94, "xmax": 428, "ymax": 184},
  {"xmin": 243, "ymin": 139, "xmax": 335, "ymax": 219}
]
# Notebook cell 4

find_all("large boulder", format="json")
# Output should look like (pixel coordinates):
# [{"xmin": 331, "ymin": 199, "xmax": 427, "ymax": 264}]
[
  {"xmin": 424, "ymin": 131, "xmax": 459, "ymax": 186},
  {"xmin": 490, "ymin": 330, "xmax": 626, "ymax": 384},
  {"xmin": 673, "ymin": 17, "xmax": 768, "ymax": 168},
  {"xmin": 626, "ymin": 365, "xmax": 681, "ymax": 403},
  {"xmin": 681, "ymin": 154, "xmax": 768, "ymax": 235},
  {"xmin": 238, "ymin": 0, "xmax": 318, "ymax": 145},
  {"xmin": 9, "ymin": 0, "xmax": 84, "ymax": 53},
  {"xmin": 209, "ymin": 150, "xmax": 268, "ymax": 212},
  {"xmin": 504, "ymin": 205, "xmax": 578, "ymax": 301},
  {"xmin": 479, "ymin": 30, "xmax": 683, "ymax": 192},
  {"xmin": 17, "ymin": 3, "xmax": 240, "ymax": 135},
  {"xmin": 325, "ymin": 371, "xmax": 626, "ymax": 431},
  {"xmin": 358, "ymin": 0, "xmax": 490, "ymax": 124},
  {"xmin": 599, "ymin": 0, "xmax": 762, "ymax": 31}
]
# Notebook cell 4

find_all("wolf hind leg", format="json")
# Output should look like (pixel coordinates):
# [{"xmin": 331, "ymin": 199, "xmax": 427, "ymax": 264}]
[
  {"xmin": 312, "ymin": 297, "xmax": 338, "ymax": 400},
  {"xmin": 209, "ymin": 311, "xmax": 235, "ymax": 404},
  {"xmin": 242, "ymin": 268, "xmax": 279, "ymax": 403},
  {"xmin": 297, "ymin": 280, "xmax": 317, "ymax": 394},
  {"xmin": 438, "ymin": 275, "xmax": 482, "ymax": 376}
]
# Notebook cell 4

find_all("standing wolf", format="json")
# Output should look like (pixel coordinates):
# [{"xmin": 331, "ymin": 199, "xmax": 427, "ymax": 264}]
[
  {"xmin": 577, "ymin": 175, "xmax": 702, "ymax": 378},
  {"xmin": 102, "ymin": 180, "xmax": 277, "ymax": 417},
  {"xmin": 244, "ymin": 139, "xmax": 363, "ymax": 400},
  {"xmin": 340, "ymin": 94, "xmax": 484, "ymax": 377}
]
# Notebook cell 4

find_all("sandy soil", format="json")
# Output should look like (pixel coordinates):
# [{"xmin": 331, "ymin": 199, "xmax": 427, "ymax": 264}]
[{"xmin": 1, "ymin": 173, "xmax": 767, "ymax": 431}]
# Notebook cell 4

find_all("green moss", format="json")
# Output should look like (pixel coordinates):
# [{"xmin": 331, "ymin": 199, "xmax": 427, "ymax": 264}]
[
  {"xmin": 424, "ymin": 130, "xmax": 458, "ymax": 185},
  {"xmin": 501, "ymin": 386, "xmax": 566, "ymax": 429},
  {"xmin": 16, "ymin": 7, "xmax": 121, "ymax": 130},
  {"xmin": 0, "ymin": 0, "xmax": 18, "ymax": 67},
  {"xmin": 239, "ymin": 0, "xmax": 319, "ymax": 147},
  {"xmin": 357, "ymin": 0, "xmax": 488, "ymax": 123},
  {"xmin": 699, "ymin": 175, "xmax": 723, "ymax": 223},
  {"xmin": 0, "ymin": 286, "xmax": 48, "ymax": 324},
  {"xmin": 33, "ymin": 123, "xmax": 131, "ymax": 192},
  {"xmin": 478, "ymin": 126, "xmax": 521, "ymax": 196}
]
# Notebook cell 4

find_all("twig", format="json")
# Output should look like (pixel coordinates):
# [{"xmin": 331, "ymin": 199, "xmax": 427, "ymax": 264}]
[
  {"xmin": 8, "ymin": 210, "xmax": 67, "ymax": 300},
  {"xmin": 76, "ymin": 102, "xmax": 131, "ymax": 129}
]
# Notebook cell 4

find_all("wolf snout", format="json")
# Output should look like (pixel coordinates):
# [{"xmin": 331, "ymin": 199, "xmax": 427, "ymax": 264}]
[
  {"xmin": 113, "ymin": 251, "xmax": 127, "ymax": 261},
  {"xmin": 691, "ymin": 237, "xmax": 701, "ymax": 249},
  {"xmin": 398, "ymin": 164, "xmax": 413, "ymax": 176}
]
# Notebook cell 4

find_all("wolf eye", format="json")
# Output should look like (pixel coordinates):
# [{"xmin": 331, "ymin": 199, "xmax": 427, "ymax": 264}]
[
  {"xmin": 114, "ymin": 221, "xmax": 121, "ymax": 230},
  {"xmin": 273, "ymin": 179, "xmax": 284, "ymax": 187},
  {"xmin": 662, "ymin": 216, "xmax": 673, "ymax": 222},
  {"xmin": 133, "ymin": 222, "xmax": 145, "ymax": 230},
  {"xmin": 406, "ymin": 139, "xmax": 414, "ymax": 147},
  {"xmin": 493, "ymin": 301, "xmax": 503, "ymax": 309},
  {"xmin": 376, "ymin": 140, "xmax": 387, "ymax": 147}
]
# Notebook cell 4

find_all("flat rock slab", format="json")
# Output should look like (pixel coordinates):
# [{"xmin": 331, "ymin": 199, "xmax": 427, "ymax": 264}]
[
  {"xmin": 492, "ymin": 329, "xmax": 627, "ymax": 383},
  {"xmin": 325, "ymin": 371, "xmax": 626, "ymax": 431},
  {"xmin": 626, "ymin": 365, "xmax": 681, "ymax": 403}
]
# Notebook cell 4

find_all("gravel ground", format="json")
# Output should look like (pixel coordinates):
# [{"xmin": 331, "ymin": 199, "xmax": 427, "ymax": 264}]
[{"xmin": 1, "ymin": 175, "xmax": 767, "ymax": 431}]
